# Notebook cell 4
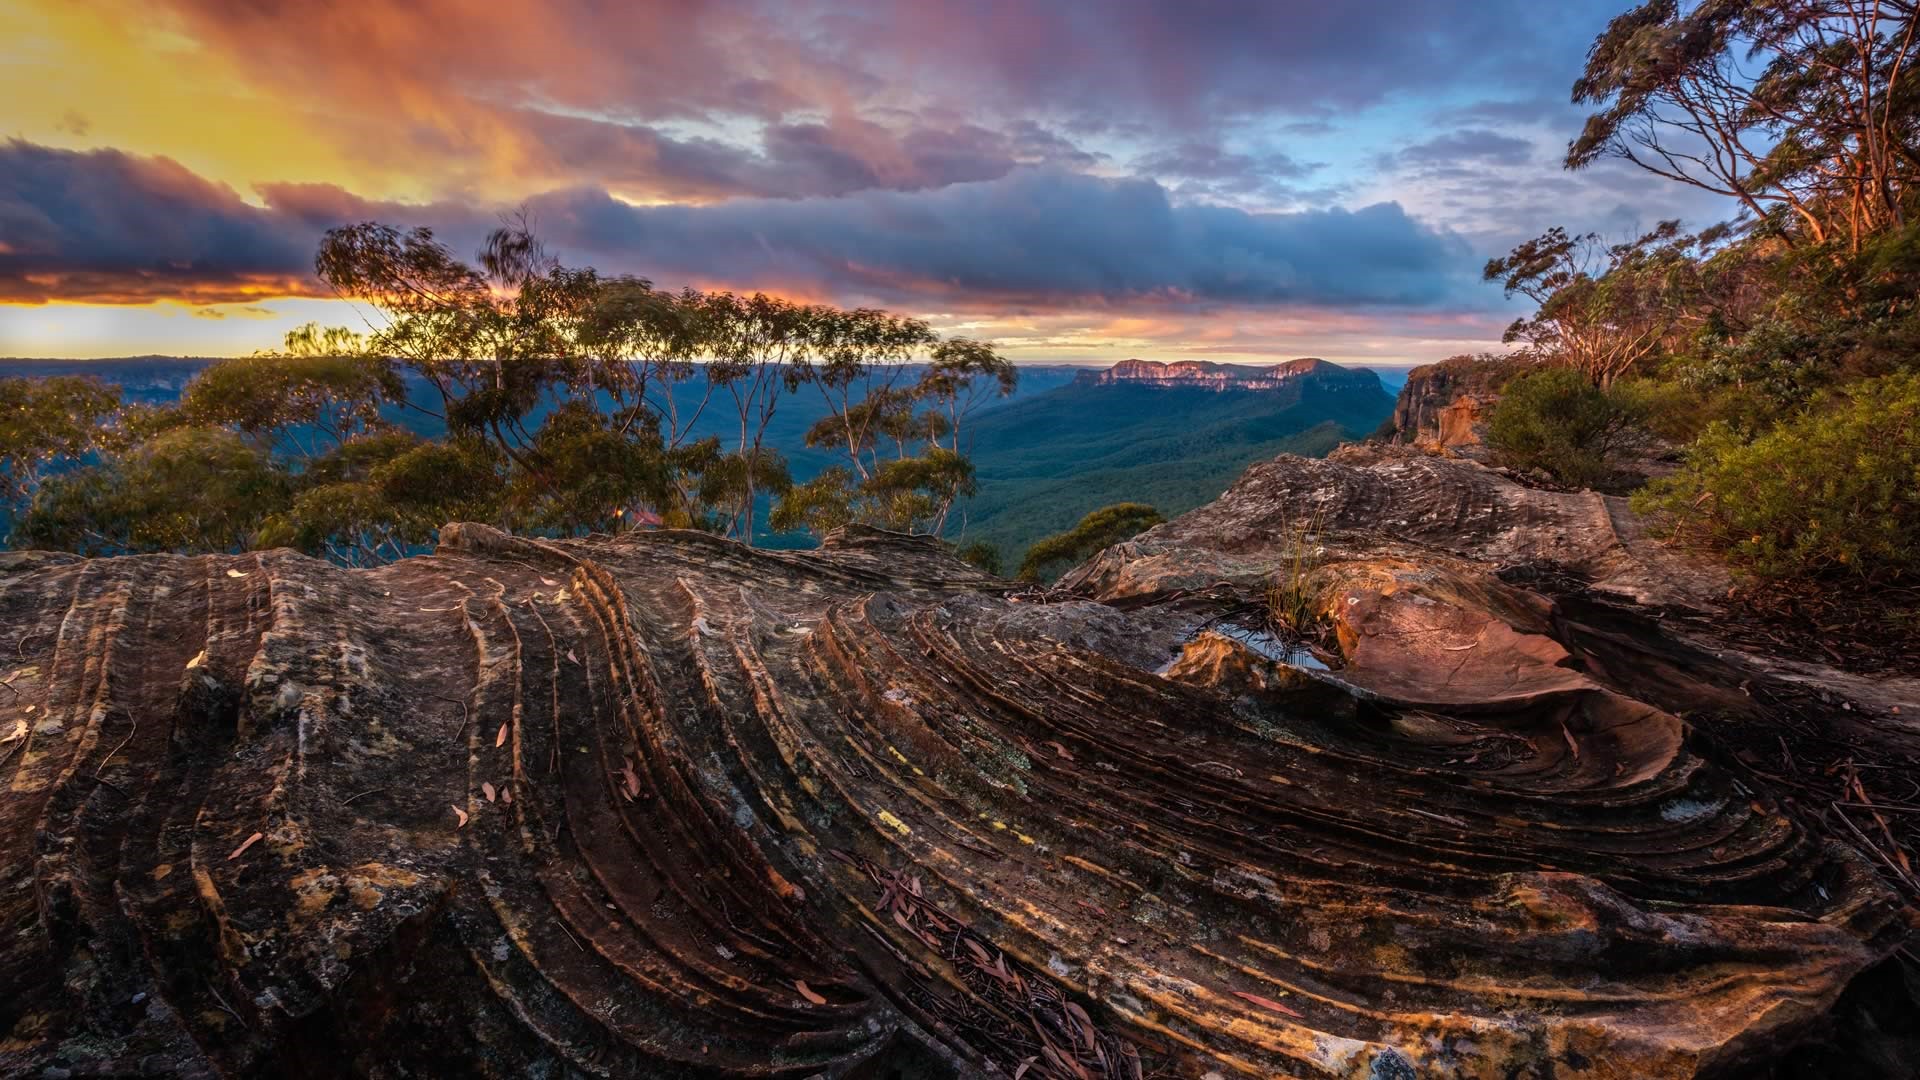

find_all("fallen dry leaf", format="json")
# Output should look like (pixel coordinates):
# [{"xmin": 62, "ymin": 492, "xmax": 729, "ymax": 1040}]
[
  {"xmin": 566, "ymin": 649, "xmax": 580, "ymax": 665},
  {"xmin": 482, "ymin": 781, "xmax": 497, "ymax": 803},
  {"xmin": 450, "ymin": 804, "xmax": 469, "ymax": 828},
  {"xmin": 495, "ymin": 723, "xmax": 509, "ymax": 748},
  {"xmin": 621, "ymin": 761, "xmax": 640, "ymax": 800},
  {"xmin": 541, "ymin": 577, "xmax": 559, "ymax": 587},
  {"xmin": 224, "ymin": 568, "xmax": 247, "ymax": 578},
  {"xmin": 227, "ymin": 831, "xmax": 264, "ymax": 861},
  {"xmin": 795, "ymin": 979, "xmax": 826, "ymax": 1005},
  {"xmin": 2, "ymin": 719, "xmax": 25, "ymax": 744},
  {"xmin": 1231, "ymin": 990, "xmax": 1302, "ymax": 1018}
]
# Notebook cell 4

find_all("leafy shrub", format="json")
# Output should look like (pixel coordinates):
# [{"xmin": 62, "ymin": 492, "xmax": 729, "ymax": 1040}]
[
  {"xmin": 1610, "ymin": 377, "xmax": 1700, "ymax": 444},
  {"xmin": 953, "ymin": 540, "xmax": 1003, "ymax": 576},
  {"xmin": 1484, "ymin": 367, "xmax": 1645, "ymax": 488},
  {"xmin": 0, "ymin": 375, "xmax": 120, "ymax": 508},
  {"xmin": 1017, "ymin": 503, "xmax": 1163, "ymax": 581},
  {"xmin": 1632, "ymin": 372, "xmax": 1920, "ymax": 579},
  {"xmin": 20, "ymin": 428, "xmax": 289, "ymax": 555}
]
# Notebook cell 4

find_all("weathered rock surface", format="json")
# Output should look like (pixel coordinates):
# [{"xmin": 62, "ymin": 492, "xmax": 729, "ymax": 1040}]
[
  {"xmin": 2, "ymin": 456, "xmax": 1915, "ymax": 1077},
  {"xmin": 1067, "ymin": 443, "xmax": 1730, "ymax": 610}
]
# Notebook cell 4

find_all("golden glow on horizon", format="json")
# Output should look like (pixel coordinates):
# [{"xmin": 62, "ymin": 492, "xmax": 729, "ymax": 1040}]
[{"xmin": 0, "ymin": 296, "xmax": 1503, "ymax": 365}]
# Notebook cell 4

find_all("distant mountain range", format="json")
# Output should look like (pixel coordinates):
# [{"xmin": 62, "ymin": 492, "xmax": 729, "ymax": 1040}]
[
  {"xmin": 954, "ymin": 358, "xmax": 1396, "ymax": 560},
  {"xmin": 1073, "ymin": 356, "xmax": 1381, "ymax": 391}
]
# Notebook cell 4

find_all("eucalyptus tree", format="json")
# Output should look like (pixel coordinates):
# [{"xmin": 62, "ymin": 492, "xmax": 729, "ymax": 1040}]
[
  {"xmin": 1570, "ymin": 0, "xmax": 1920, "ymax": 252},
  {"xmin": 177, "ymin": 325, "xmax": 402, "ymax": 454},
  {"xmin": 314, "ymin": 221, "xmax": 677, "ymax": 535},
  {"xmin": 1484, "ymin": 221, "xmax": 1704, "ymax": 385},
  {"xmin": 773, "ymin": 337, "xmax": 1015, "ymax": 540},
  {"xmin": 803, "ymin": 308, "xmax": 939, "ymax": 480}
]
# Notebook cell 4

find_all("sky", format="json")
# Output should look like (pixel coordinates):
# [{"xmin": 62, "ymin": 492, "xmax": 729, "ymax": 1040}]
[{"xmin": 0, "ymin": 0, "xmax": 1729, "ymax": 364}]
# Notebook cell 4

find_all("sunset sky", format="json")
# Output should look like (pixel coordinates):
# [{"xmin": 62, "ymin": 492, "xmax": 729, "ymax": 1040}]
[{"xmin": 0, "ymin": 0, "xmax": 1727, "ymax": 364}]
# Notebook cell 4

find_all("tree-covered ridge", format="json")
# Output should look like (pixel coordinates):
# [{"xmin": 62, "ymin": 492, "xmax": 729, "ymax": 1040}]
[{"xmin": 1, "ymin": 223, "xmax": 1013, "ymax": 566}]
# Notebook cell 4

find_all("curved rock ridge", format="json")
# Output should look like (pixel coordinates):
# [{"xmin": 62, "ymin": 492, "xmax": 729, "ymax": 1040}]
[
  {"xmin": 0, "ymin": 516, "xmax": 1906, "ymax": 1077},
  {"xmin": 1065, "ymin": 443, "xmax": 1730, "ymax": 610}
]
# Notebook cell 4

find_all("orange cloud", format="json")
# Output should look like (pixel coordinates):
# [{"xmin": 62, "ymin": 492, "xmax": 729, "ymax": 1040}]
[{"xmin": 1, "ymin": 272, "xmax": 325, "ymax": 307}]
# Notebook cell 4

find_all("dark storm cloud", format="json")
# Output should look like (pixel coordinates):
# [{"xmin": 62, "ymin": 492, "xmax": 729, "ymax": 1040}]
[
  {"xmin": 0, "ymin": 142, "xmax": 1480, "ymax": 311},
  {"xmin": 818, "ymin": 0, "xmax": 1608, "ymax": 124},
  {"xmin": 0, "ymin": 140, "xmax": 318, "ymax": 304},
  {"xmin": 519, "ymin": 168, "xmax": 1479, "ymax": 310}
]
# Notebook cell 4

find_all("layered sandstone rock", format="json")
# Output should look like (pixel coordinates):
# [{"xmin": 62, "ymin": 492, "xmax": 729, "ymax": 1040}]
[
  {"xmin": 1074, "ymin": 357, "xmax": 1383, "ymax": 394},
  {"xmin": 1066, "ymin": 443, "xmax": 1729, "ymax": 609},
  {"xmin": 1, "ymin": 457, "xmax": 1914, "ymax": 1078},
  {"xmin": 1383, "ymin": 355, "xmax": 1522, "ymax": 452}
]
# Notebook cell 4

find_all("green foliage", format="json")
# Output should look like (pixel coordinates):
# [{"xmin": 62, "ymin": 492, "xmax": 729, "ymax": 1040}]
[
  {"xmin": 1484, "ymin": 221, "xmax": 1701, "ymax": 385},
  {"xmin": 508, "ymin": 402, "xmax": 671, "ymax": 534},
  {"xmin": 773, "ymin": 338, "xmax": 1013, "ymax": 541},
  {"xmin": 1466, "ymin": 5, "xmax": 1920, "ymax": 600},
  {"xmin": 771, "ymin": 448, "xmax": 979, "ymax": 537},
  {"xmin": 1017, "ymin": 502, "xmax": 1164, "ymax": 581},
  {"xmin": 180, "ymin": 345, "xmax": 403, "ymax": 449},
  {"xmin": 0, "ymin": 375, "xmax": 120, "ymax": 507},
  {"xmin": 953, "ymin": 540, "xmax": 1003, "ymax": 576},
  {"xmin": 1632, "ymin": 373, "xmax": 1920, "ymax": 580},
  {"xmin": 769, "ymin": 467, "xmax": 860, "ymax": 536},
  {"xmin": 21, "ymin": 428, "xmax": 288, "ymax": 555},
  {"xmin": 258, "ymin": 436, "xmax": 505, "ymax": 564},
  {"xmin": 1568, "ymin": 0, "xmax": 1919, "ymax": 254},
  {"xmin": 1484, "ymin": 367, "xmax": 1646, "ymax": 488}
]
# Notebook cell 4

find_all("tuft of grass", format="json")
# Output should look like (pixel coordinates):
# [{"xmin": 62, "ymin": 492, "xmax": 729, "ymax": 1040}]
[{"xmin": 1262, "ymin": 507, "xmax": 1330, "ymax": 646}]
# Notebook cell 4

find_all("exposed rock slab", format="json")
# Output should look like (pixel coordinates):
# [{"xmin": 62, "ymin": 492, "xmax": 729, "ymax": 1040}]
[
  {"xmin": 1065, "ymin": 443, "xmax": 1730, "ymax": 610},
  {"xmin": 0, "ymin": 503, "xmax": 1907, "ymax": 1077}
]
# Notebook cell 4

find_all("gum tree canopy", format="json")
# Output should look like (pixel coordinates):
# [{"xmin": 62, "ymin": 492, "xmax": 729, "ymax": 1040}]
[{"xmin": 2, "ymin": 222, "xmax": 1014, "ymax": 566}]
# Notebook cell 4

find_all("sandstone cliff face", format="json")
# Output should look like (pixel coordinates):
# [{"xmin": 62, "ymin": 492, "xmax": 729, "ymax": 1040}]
[
  {"xmin": 2, "ymin": 451, "xmax": 1916, "ymax": 1078},
  {"xmin": 1383, "ymin": 355, "xmax": 1520, "ymax": 451},
  {"xmin": 1076, "ymin": 357, "xmax": 1382, "ymax": 393}
]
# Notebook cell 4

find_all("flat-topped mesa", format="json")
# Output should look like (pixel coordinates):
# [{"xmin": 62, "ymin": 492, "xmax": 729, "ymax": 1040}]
[
  {"xmin": 0, "ymin": 459, "xmax": 1913, "ymax": 1077},
  {"xmin": 1075, "ymin": 357, "xmax": 1382, "ymax": 392}
]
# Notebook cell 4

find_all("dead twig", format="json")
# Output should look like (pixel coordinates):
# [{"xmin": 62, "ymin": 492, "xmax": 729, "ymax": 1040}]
[
  {"xmin": 96, "ymin": 716, "xmax": 137, "ymax": 777},
  {"xmin": 1831, "ymin": 803, "xmax": 1920, "ymax": 895},
  {"xmin": 208, "ymin": 985, "xmax": 248, "ymax": 1029},
  {"xmin": 431, "ymin": 693, "xmax": 471, "ymax": 742}
]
